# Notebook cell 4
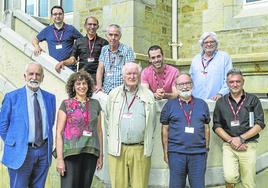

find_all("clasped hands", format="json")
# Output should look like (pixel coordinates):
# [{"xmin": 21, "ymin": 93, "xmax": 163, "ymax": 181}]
[{"xmin": 228, "ymin": 137, "xmax": 248, "ymax": 151}]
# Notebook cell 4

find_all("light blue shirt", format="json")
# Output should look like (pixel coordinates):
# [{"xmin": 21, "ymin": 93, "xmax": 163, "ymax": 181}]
[
  {"xmin": 190, "ymin": 50, "xmax": 233, "ymax": 100},
  {"xmin": 26, "ymin": 86, "xmax": 48, "ymax": 142}
]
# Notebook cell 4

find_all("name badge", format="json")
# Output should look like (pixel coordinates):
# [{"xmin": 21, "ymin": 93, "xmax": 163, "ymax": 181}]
[
  {"xmin": 231, "ymin": 120, "xmax": 240, "ymax": 127},
  {"xmin": 88, "ymin": 58, "xmax": 95, "ymax": 62},
  {"xmin": 106, "ymin": 72, "xmax": 113, "ymax": 76},
  {"xmin": 83, "ymin": 130, "xmax": 92, "ymax": 137},
  {"xmin": 185, "ymin": 127, "xmax": 194, "ymax": 134},
  {"xmin": 122, "ymin": 113, "xmax": 133, "ymax": 119},
  {"xmin": 201, "ymin": 70, "xmax": 208, "ymax": 75},
  {"xmin": 56, "ymin": 44, "xmax": 63, "ymax": 49}
]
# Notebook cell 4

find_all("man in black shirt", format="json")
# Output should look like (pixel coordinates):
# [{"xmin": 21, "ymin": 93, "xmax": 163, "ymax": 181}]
[
  {"xmin": 213, "ymin": 68, "xmax": 265, "ymax": 188},
  {"xmin": 56, "ymin": 16, "xmax": 108, "ymax": 82}
]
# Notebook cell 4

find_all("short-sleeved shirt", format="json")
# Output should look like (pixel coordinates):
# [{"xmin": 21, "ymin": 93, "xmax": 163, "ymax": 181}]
[
  {"xmin": 141, "ymin": 64, "xmax": 179, "ymax": 93},
  {"xmin": 160, "ymin": 97, "xmax": 210, "ymax": 154},
  {"xmin": 190, "ymin": 50, "xmax": 233, "ymax": 100},
  {"xmin": 71, "ymin": 34, "xmax": 108, "ymax": 75},
  {"xmin": 213, "ymin": 92, "xmax": 265, "ymax": 142},
  {"xmin": 99, "ymin": 43, "xmax": 135, "ymax": 93},
  {"xmin": 37, "ymin": 23, "xmax": 82, "ymax": 62},
  {"xmin": 59, "ymin": 98, "xmax": 101, "ymax": 158}
]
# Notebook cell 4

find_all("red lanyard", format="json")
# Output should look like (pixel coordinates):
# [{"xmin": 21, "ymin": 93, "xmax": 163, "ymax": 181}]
[
  {"xmin": 227, "ymin": 95, "xmax": 246, "ymax": 121},
  {"xmin": 125, "ymin": 90, "xmax": 138, "ymax": 112},
  {"xmin": 178, "ymin": 97, "xmax": 194, "ymax": 126},
  {"xmin": 53, "ymin": 27, "xmax": 65, "ymax": 44},
  {"xmin": 153, "ymin": 65, "xmax": 166, "ymax": 89},
  {"xmin": 85, "ymin": 100, "xmax": 89, "ymax": 127},
  {"xmin": 88, "ymin": 35, "xmax": 96, "ymax": 58}
]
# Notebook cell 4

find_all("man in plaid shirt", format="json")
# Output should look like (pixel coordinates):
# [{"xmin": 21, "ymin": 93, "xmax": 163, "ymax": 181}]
[{"xmin": 96, "ymin": 24, "xmax": 135, "ymax": 94}]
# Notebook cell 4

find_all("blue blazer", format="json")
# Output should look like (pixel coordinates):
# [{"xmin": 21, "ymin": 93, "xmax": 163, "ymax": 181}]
[{"xmin": 0, "ymin": 86, "xmax": 56, "ymax": 169}]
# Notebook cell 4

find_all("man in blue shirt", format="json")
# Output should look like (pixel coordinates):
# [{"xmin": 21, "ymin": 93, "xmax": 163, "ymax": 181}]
[
  {"xmin": 160, "ymin": 73, "xmax": 210, "ymax": 188},
  {"xmin": 190, "ymin": 32, "xmax": 233, "ymax": 101},
  {"xmin": 32, "ymin": 5, "xmax": 82, "ymax": 71},
  {"xmin": 95, "ymin": 24, "xmax": 135, "ymax": 94}
]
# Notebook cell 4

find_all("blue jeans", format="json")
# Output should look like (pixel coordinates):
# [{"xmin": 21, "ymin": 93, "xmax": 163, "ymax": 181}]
[
  {"xmin": 168, "ymin": 152, "xmax": 207, "ymax": 188},
  {"xmin": 8, "ymin": 142, "xmax": 49, "ymax": 188}
]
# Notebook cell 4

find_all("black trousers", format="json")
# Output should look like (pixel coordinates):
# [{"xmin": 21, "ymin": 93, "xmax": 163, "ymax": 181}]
[{"xmin": 61, "ymin": 153, "xmax": 98, "ymax": 188}]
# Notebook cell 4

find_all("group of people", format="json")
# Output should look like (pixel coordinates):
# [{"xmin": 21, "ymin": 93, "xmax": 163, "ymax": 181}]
[{"xmin": 0, "ymin": 5, "xmax": 266, "ymax": 188}]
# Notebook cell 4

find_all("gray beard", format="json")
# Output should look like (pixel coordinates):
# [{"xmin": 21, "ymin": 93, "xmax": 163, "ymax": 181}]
[{"xmin": 179, "ymin": 90, "xmax": 192, "ymax": 99}]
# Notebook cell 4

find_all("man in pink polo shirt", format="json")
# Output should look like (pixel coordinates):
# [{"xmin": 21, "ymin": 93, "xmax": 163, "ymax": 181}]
[{"xmin": 141, "ymin": 45, "xmax": 179, "ymax": 100}]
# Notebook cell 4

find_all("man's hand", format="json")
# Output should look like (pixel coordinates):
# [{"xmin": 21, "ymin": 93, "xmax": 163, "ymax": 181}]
[
  {"xmin": 211, "ymin": 94, "xmax": 222, "ymax": 101},
  {"xmin": 34, "ymin": 46, "xmax": 43, "ymax": 56},
  {"xmin": 230, "ymin": 137, "xmax": 243, "ymax": 150},
  {"xmin": 95, "ymin": 84, "xmax": 103, "ymax": 93},
  {"xmin": 55, "ymin": 61, "xmax": 65, "ymax": 73},
  {"xmin": 154, "ymin": 88, "xmax": 165, "ymax": 100},
  {"xmin": 237, "ymin": 143, "xmax": 248, "ymax": 151},
  {"xmin": 163, "ymin": 152, "xmax": 169, "ymax": 165}
]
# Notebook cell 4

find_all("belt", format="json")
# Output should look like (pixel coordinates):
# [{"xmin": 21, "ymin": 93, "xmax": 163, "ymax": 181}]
[
  {"xmin": 121, "ymin": 142, "xmax": 144, "ymax": 146},
  {"xmin": 28, "ymin": 138, "xmax": 48, "ymax": 148}
]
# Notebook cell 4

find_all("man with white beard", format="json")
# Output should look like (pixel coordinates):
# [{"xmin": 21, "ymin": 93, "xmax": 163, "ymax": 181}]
[
  {"xmin": 160, "ymin": 73, "xmax": 210, "ymax": 188},
  {"xmin": 0, "ymin": 63, "xmax": 56, "ymax": 188}
]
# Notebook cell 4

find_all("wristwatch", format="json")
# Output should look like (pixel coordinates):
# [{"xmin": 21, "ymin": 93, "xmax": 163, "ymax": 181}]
[{"xmin": 239, "ymin": 136, "xmax": 246, "ymax": 144}]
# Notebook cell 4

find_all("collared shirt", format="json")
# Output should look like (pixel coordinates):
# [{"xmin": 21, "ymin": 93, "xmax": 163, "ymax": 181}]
[
  {"xmin": 141, "ymin": 64, "xmax": 179, "ymax": 93},
  {"xmin": 99, "ymin": 43, "xmax": 135, "ymax": 93},
  {"xmin": 160, "ymin": 97, "xmax": 210, "ymax": 154},
  {"xmin": 26, "ymin": 87, "xmax": 47, "ymax": 143},
  {"xmin": 189, "ymin": 50, "xmax": 233, "ymax": 100},
  {"xmin": 213, "ymin": 92, "xmax": 265, "ymax": 142},
  {"xmin": 120, "ymin": 88, "xmax": 146, "ymax": 144},
  {"xmin": 71, "ymin": 34, "xmax": 108, "ymax": 74},
  {"xmin": 36, "ymin": 23, "xmax": 82, "ymax": 62}
]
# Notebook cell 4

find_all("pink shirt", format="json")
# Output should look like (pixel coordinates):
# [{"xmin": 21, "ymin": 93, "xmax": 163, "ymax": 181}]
[{"xmin": 141, "ymin": 64, "xmax": 179, "ymax": 93}]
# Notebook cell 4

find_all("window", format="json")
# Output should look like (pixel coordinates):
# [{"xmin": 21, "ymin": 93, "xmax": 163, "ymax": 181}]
[
  {"xmin": 61, "ymin": 0, "xmax": 73, "ymax": 13},
  {"xmin": 246, "ymin": 0, "xmax": 262, "ymax": 2},
  {"xmin": 25, "ymin": 0, "xmax": 34, "ymax": 16},
  {"xmin": 38, "ymin": 0, "xmax": 48, "ymax": 17}
]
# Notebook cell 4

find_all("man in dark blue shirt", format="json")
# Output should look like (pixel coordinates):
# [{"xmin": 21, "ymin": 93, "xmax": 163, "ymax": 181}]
[
  {"xmin": 160, "ymin": 73, "xmax": 210, "ymax": 188},
  {"xmin": 32, "ymin": 5, "xmax": 82, "ymax": 71}
]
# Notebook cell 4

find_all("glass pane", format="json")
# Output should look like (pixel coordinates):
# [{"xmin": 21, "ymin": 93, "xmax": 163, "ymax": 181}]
[
  {"xmin": 26, "ymin": 0, "xmax": 35, "ymax": 15},
  {"xmin": 39, "ymin": 0, "xmax": 48, "ymax": 17},
  {"xmin": 246, "ymin": 0, "xmax": 262, "ymax": 2},
  {"xmin": 4, "ymin": 0, "xmax": 12, "ymax": 10},
  {"xmin": 62, "ymin": 0, "xmax": 73, "ymax": 13}
]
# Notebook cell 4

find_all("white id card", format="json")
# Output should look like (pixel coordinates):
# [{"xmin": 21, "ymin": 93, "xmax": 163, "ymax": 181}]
[
  {"xmin": 106, "ymin": 72, "xmax": 113, "ymax": 76},
  {"xmin": 83, "ymin": 130, "xmax": 92, "ymax": 137},
  {"xmin": 122, "ymin": 113, "xmax": 133, "ymax": 119},
  {"xmin": 185, "ymin": 127, "xmax": 194, "ymax": 134},
  {"xmin": 88, "ymin": 58, "xmax": 94, "ymax": 62},
  {"xmin": 231, "ymin": 120, "xmax": 240, "ymax": 127},
  {"xmin": 56, "ymin": 44, "xmax": 63, "ymax": 49}
]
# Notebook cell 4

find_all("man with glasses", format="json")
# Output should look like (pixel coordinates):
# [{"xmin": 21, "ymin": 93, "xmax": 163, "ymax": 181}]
[
  {"xmin": 95, "ymin": 24, "xmax": 135, "ymax": 94},
  {"xmin": 213, "ymin": 68, "xmax": 265, "ymax": 188},
  {"xmin": 55, "ymin": 16, "xmax": 108, "ymax": 82},
  {"xmin": 141, "ymin": 45, "xmax": 179, "ymax": 100},
  {"xmin": 32, "ymin": 5, "xmax": 82, "ymax": 71},
  {"xmin": 190, "ymin": 32, "xmax": 233, "ymax": 101},
  {"xmin": 160, "ymin": 73, "xmax": 210, "ymax": 188}
]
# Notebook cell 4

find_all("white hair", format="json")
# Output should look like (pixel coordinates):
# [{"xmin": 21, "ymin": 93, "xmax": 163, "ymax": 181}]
[
  {"xmin": 122, "ymin": 62, "xmax": 142, "ymax": 76},
  {"xmin": 198, "ymin": 32, "xmax": 219, "ymax": 48}
]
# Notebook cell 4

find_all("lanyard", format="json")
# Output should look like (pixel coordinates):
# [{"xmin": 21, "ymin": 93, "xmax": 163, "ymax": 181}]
[
  {"xmin": 88, "ymin": 35, "xmax": 96, "ymax": 58},
  {"xmin": 85, "ymin": 100, "xmax": 89, "ymax": 127},
  {"xmin": 153, "ymin": 65, "xmax": 166, "ymax": 89},
  {"xmin": 125, "ymin": 89, "xmax": 138, "ymax": 112},
  {"xmin": 108, "ymin": 51, "xmax": 116, "ymax": 70},
  {"xmin": 201, "ymin": 50, "xmax": 217, "ymax": 71},
  {"xmin": 178, "ymin": 97, "xmax": 194, "ymax": 126},
  {"xmin": 227, "ymin": 95, "xmax": 246, "ymax": 121},
  {"xmin": 53, "ymin": 26, "xmax": 65, "ymax": 44}
]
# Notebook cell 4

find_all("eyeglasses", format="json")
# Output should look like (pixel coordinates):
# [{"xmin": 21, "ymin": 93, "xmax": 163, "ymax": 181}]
[
  {"xmin": 203, "ymin": 41, "xmax": 216, "ymax": 45},
  {"xmin": 52, "ymin": 13, "xmax": 63, "ymax": 16},
  {"xmin": 176, "ymin": 82, "xmax": 192, "ymax": 87}
]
